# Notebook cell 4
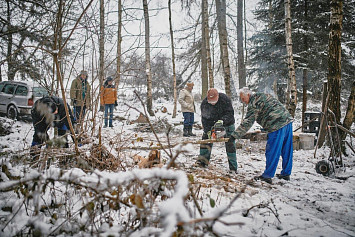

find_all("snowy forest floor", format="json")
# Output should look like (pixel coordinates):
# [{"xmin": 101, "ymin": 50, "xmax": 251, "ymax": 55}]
[{"xmin": 0, "ymin": 97, "xmax": 355, "ymax": 236}]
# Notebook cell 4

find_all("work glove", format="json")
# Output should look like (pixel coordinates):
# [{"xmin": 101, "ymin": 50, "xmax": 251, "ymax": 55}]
[
  {"xmin": 114, "ymin": 100, "xmax": 118, "ymax": 107},
  {"xmin": 228, "ymin": 135, "xmax": 236, "ymax": 143}
]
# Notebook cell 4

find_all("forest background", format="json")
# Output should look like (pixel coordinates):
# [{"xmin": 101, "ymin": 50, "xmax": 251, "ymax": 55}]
[{"xmin": 0, "ymin": 0, "xmax": 354, "ymax": 236}]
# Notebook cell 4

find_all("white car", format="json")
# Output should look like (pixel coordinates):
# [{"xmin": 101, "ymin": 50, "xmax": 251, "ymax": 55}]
[{"xmin": 0, "ymin": 81, "xmax": 48, "ymax": 119}]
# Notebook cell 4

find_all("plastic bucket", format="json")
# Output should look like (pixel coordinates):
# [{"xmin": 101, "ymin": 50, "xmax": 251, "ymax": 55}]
[{"xmin": 299, "ymin": 133, "xmax": 315, "ymax": 150}]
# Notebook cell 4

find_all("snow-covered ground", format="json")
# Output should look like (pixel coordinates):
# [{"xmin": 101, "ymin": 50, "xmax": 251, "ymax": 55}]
[{"xmin": 0, "ymin": 95, "xmax": 354, "ymax": 236}]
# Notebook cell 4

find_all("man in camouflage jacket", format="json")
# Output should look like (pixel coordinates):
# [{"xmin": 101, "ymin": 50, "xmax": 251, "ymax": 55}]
[{"xmin": 229, "ymin": 87, "xmax": 293, "ymax": 184}]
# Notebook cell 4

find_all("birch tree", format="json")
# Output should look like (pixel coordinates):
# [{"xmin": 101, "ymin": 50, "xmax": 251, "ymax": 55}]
[
  {"xmin": 215, "ymin": 0, "xmax": 231, "ymax": 97},
  {"xmin": 99, "ymin": 0, "xmax": 105, "ymax": 110},
  {"xmin": 341, "ymin": 81, "xmax": 354, "ymax": 141},
  {"xmin": 168, "ymin": 0, "xmax": 178, "ymax": 118},
  {"xmin": 201, "ymin": 0, "xmax": 209, "ymax": 98},
  {"xmin": 302, "ymin": 0, "xmax": 309, "ymax": 127},
  {"xmin": 203, "ymin": 0, "xmax": 214, "ymax": 89},
  {"xmin": 237, "ymin": 0, "xmax": 246, "ymax": 89},
  {"xmin": 143, "ymin": 0, "xmax": 154, "ymax": 116},
  {"xmin": 52, "ymin": 0, "xmax": 64, "ymax": 95},
  {"xmin": 284, "ymin": 0, "xmax": 297, "ymax": 117},
  {"xmin": 116, "ymin": 0, "xmax": 122, "ymax": 88}
]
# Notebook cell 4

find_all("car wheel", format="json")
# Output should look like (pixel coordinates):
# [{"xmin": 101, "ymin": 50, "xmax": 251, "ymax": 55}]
[
  {"xmin": 315, "ymin": 160, "xmax": 333, "ymax": 176},
  {"xmin": 7, "ymin": 105, "xmax": 18, "ymax": 120}
]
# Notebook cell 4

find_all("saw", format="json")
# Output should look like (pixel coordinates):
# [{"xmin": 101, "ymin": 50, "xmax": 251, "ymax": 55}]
[{"xmin": 208, "ymin": 120, "xmax": 226, "ymax": 139}]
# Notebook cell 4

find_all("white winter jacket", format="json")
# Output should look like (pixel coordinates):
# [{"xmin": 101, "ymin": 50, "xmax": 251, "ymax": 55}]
[{"xmin": 178, "ymin": 88, "xmax": 195, "ymax": 113}]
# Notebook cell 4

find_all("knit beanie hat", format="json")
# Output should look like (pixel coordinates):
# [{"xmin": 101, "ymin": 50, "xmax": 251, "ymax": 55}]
[{"xmin": 81, "ymin": 70, "xmax": 88, "ymax": 76}]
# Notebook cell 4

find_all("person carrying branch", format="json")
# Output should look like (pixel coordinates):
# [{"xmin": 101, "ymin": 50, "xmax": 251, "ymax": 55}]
[
  {"xmin": 196, "ymin": 88, "xmax": 238, "ymax": 173},
  {"xmin": 178, "ymin": 82, "xmax": 196, "ymax": 137},
  {"xmin": 30, "ymin": 96, "xmax": 75, "ymax": 160},
  {"xmin": 229, "ymin": 87, "xmax": 294, "ymax": 184},
  {"xmin": 100, "ymin": 76, "xmax": 117, "ymax": 128},
  {"xmin": 70, "ymin": 70, "xmax": 91, "ymax": 125}
]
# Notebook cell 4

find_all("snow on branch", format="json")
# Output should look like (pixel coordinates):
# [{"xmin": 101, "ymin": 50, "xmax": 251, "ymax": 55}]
[{"xmin": 0, "ymin": 165, "xmax": 190, "ymax": 236}]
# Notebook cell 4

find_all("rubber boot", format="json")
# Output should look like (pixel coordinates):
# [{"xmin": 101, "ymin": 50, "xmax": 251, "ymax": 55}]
[
  {"xmin": 188, "ymin": 125, "xmax": 196, "ymax": 136},
  {"xmin": 197, "ymin": 142, "xmax": 212, "ymax": 167},
  {"xmin": 183, "ymin": 125, "xmax": 189, "ymax": 137},
  {"xmin": 227, "ymin": 152, "xmax": 238, "ymax": 171}
]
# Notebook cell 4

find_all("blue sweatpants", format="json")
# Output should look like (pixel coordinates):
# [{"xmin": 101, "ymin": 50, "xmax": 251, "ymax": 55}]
[{"xmin": 262, "ymin": 123, "xmax": 293, "ymax": 178}]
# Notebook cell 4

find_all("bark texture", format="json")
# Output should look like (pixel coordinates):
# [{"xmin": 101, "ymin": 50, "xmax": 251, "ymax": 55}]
[
  {"xmin": 143, "ymin": 0, "xmax": 154, "ymax": 116},
  {"xmin": 237, "ymin": 0, "xmax": 246, "ymax": 89},
  {"xmin": 327, "ymin": 0, "xmax": 343, "ymax": 122},
  {"xmin": 168, "ymin": 0, "xmax": 178, "ymax": 118},
  {"xmin": 216, "ymin": 0, "xmax": 232, "ymax": 96},
  {"xmin": 284, "ymin": 0, "xmax": 297, "ymax": 117}
]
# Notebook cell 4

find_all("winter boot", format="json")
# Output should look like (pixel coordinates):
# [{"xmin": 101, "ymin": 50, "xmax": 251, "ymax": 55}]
[
  {"xmin": 188, "ymin": 125, "xmax": 196, "ymax": 136},
  {"xmin": 183, "ymin": 125, "xmax": 189, "ymax": 137}
]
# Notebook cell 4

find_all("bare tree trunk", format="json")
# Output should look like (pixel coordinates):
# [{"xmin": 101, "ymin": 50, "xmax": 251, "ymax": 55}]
[
  {"xmin": 244, "ymin": 0, "xmax": 247, "ymax": 62},
  {"xmin": 168, "ymin": 0, "xmax": 178, "ymax": 118},
  {"xmin": 53, "ymin": 0, "xmax": 64, "ymax": 96},
  {"xmin": 6, "ymin": 0, "xmax": 15, "ymax": 81},
  {"xmin": 268, "ymin": 1, "xmax": 278, "ymax": 97},
  {"xmin": 201, "ymin": 0, "xmax": 208, "ymax": 99},
  {"xmin": 203, "ymin": 0, "xmax": 213, "ymax": 89},
  {"xmin": 341, "ymin": 81, "xmax": 355, "ymax": 140},
  {"xmin": 328, "ymin": 0, "xmax": 344, "ymax": 153},
  {"xmin": 116, "ymin": 0, "xmax": 122, "ymax": 88},
  {"xmin": 143, "ymin": 0, "xmax": 154, "ymax": 116},
  {"xmin": 237, "ymin": 0, "xmax": 246, "ymax": 89},
  {"xmin": 317, "ymin": 82, "xmax": 328, "ymax": 148},
  {"xmin": 284, "ymin": 0, "xmax": 297, "ymax": 117},
  {"xmin": 216, "ymin": 0, "xmax": 231, "ymax": 97},
  {"xmin": 302, "ymin": 69, "xmax": 307, "ymax": 127},
  {"xmin": 99, "ymin": 0, "xmax": 105, "ymax": 91},
  {"xmin": 328, "ymin": 0, "xmax": 343, "ymax": 123},
  {"xmin": 302, "ymin": 0, "xmax": 308, "ymax": 128},
  {"xmin": 202, "ymin": 0, "xmax": 214, "ymax": 88}
]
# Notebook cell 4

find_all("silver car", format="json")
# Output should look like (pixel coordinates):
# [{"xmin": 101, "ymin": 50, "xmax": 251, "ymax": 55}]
[{"xmin": 0, "ymin": 81, "xmax": 48, "ymax": 119}]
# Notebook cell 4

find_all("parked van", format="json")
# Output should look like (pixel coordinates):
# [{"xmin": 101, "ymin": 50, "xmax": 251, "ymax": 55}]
[{"xmin": 0, "ymin": 81, "xmax": 48, "ymax": 119}]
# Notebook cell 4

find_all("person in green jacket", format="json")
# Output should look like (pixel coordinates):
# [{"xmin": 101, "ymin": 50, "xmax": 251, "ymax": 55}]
[
  {"xmin": 229, "ymin": 87, "xmax": 294, "ymax": 184},
  {"xmin": 70, "ymin": 70, "xmax": 91, "ymax": 125}
]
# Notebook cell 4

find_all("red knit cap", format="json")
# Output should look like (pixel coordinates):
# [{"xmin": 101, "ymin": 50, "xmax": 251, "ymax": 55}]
[{"xmin": 207, "ymin": 88, "xmax": 219, "ymax": 104}]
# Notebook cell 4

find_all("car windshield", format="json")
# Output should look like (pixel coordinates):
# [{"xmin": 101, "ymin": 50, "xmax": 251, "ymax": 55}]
[{"xmin": 33, "ymin": 87, "xmax": 48, "ymax": 97}]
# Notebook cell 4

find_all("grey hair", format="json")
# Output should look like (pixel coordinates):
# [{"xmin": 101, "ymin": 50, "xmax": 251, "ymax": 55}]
[{"xmin": 238, "ymin": 87, "xmax": 253, "ymax": 96}]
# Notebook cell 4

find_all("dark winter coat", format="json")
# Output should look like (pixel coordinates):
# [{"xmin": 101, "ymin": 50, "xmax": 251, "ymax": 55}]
[
  {"xmin": 31, "ymin": 96, "xmax": 75, "ymax": 132},
  {"xmin": 200, "ymin": 93, "xmax": 235, "ymax": 133}
]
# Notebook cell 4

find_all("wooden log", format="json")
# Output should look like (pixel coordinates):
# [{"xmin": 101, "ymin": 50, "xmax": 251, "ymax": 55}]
[{"xmin": 120, "ymin": 138, "xmax": 229, "ymax": 150}]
